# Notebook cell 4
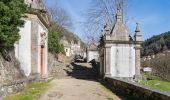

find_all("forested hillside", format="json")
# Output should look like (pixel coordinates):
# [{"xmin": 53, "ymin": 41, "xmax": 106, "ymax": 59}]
[
  {"xmin": 142, "ymin": 31, "xmax": 170, "ymax": 56},
  {"xmin": 142, "ymin": 31, "xmax": 170, "ymax": 81}
]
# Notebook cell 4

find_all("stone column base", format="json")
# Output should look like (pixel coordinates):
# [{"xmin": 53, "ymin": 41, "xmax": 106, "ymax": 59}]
[
  {"xmin": 134, "ymin": 75, "xmax": 141, "ymax": 81},
  {"xmin": 105, "ymin": 73, "xmax": 111, "ymax": 78}
]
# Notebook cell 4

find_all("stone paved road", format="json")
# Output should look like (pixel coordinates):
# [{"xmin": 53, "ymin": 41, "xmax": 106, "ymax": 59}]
[
  {"xmin": 39, "ymin": 78, "xmax": 121, "ymax": 100},
  {"xmin": 39, "ymin": 62, "xmax": 122, "ymax": 100}
]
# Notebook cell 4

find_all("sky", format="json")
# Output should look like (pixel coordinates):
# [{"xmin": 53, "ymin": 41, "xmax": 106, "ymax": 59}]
[{"xmin": 43, "ymin": 0, "xmax": 170, "ymax": 41}]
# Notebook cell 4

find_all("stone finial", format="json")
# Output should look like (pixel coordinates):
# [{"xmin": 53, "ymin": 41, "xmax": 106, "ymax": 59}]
[
  {"xmin": 134, "ymin": 22, "xmax": 142, "ymax": 42},
  {"xmin": 104, "ymin": 23, "xmax": 110, "ymax": 32},
  {"xmin": 103, "ymin": 23, "xmax": 110, "ymax": 36},
  {"xmin": 26, "ymin": 0, "xmax": 45, "ymax": 9},
  {"xmin": 135, "ymin": 22, "xmax": 140, "ymax": 32},
  {"xmin": 116, "ymin": 7, "xmax": 123, "ymax": 22}
]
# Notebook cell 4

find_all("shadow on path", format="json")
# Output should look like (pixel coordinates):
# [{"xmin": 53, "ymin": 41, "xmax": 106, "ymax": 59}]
[
  {"xmin": 64, "ymin": 60, "xmax": 98, "ymax": 80},
  {"xmin": 63, "ymin": 59, "xmax": 137, "ymax": 100}
]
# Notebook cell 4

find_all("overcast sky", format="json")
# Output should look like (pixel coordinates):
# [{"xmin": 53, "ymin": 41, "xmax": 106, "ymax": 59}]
[{"xmin": 43, "ymin": 0, "xmax": 170, "ymax": 41}]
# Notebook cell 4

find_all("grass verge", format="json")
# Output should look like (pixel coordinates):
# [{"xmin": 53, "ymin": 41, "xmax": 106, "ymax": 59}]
[
  {"xmin": 3, "ymin": 80, "xmax": 51, "ymax": 100},
  {"xmin": 139, "ymin": 80, "xmax": 170, "ymax": 92}
]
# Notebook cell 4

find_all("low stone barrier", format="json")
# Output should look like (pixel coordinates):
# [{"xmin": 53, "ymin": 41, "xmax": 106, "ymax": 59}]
[
  {"xmin": 0, "ymin": 79, "xmax": 27, "ymax": 98},
  {"xmin": 105, "ymin": 77, "xmax": 170, "ymax": 100},
  {"xmin": 0, "ymin": 75, "xmax": 45, "ymax": 99}
]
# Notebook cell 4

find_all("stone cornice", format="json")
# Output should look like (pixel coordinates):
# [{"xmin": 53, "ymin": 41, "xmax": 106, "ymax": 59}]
[
  {"xmin": 26, "ymin": 8, "xmax": 50, "ymax": 28},
  {"xmin": 104, "ymin": 40, "xmax": 142, "ymax": 44}
]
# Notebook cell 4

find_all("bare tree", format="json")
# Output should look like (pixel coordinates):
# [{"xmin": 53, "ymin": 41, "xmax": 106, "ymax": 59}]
[
  {"xmin": 46, "ymin": 2, "xmax": 73, "ymax": 30},
  {"xmin": 84, "ymin": 0, "xmax": 130, "ymax": 42}
]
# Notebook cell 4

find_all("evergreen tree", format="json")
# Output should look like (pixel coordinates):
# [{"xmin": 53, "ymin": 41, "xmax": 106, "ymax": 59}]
[
  {"xmin": 48, "ymin": 26, "xmax": 64, "ymax": 54},
  {"xmin": 0, "ymin": 0, "xmax": 26, "ymax": 51},
  {"xmin": 142, "ymin": 31, "xmax": 170, "ymax": 56}
]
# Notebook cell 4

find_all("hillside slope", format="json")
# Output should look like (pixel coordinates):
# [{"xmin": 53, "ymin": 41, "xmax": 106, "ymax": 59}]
[{"xmin": 142, "ymin": 31, "xmax": 170, "ymax": 56}]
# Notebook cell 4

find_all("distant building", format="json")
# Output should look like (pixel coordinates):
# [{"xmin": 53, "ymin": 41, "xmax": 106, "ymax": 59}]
[
  {"xmin": 87, "ymin": 40, "xmax": 99, "ymax": 62},
  {"xmin": 14, "ymin": 0, "xmax": 49, "ymax": 78},
  {"xmin": 60, "ymin": 36, "xmax": 71, "ymax": 57},
  {"xmin": 60, "ymin": 36, "xmax": 85, "ymax": 57},
  {"xmin": 70, "ymin": 40, "xmax": 81, "ymax": 56}
]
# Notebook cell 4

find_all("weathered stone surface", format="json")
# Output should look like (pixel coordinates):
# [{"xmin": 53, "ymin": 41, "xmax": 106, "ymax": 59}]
[
  {"xmin": 0, "ymin": 50, "xmax": 25, "ymax": 85},
  {"xmin": 57, "ymin": 53, "xmax": 66, "ymax": 63},
  {"xmin": 31, "ymin": 21, "xmax": 39, "ymax": 74},
  {"xmin": 48, "ymin": 53, "xmax": 68, "ymax": 78},
  {"xmin": 105, "ymin": 77, "xmax": 170, "ymax": 100}
]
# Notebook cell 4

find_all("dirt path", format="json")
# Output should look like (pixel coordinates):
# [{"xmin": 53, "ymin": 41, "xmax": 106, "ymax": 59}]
[
  {"xmin": 39, "ymin": 62, "xmax": 122, "ymax": 100},
  {"xmin": 39, "ymin": 78, "xmax": 121, "ymax": 100}
]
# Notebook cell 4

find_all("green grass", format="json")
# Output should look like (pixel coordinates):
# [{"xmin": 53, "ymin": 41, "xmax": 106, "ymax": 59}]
[
  {"xmin": 107, "ymin": 97, "xmax": 113, "ymax": 100},
  {"xmin": 139, "ymin": 80, "xmax": 170, "ymax": 92},
  {"xmin": 3, "ymin": 80, "xmax": 51, "ymax": 100}
]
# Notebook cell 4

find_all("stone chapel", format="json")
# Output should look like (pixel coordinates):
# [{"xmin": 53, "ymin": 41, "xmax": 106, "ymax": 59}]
[
  {"xmin": 14, "ymin": 0, "xmax": 50, "ymax": 78},
  {"xmin": 99, "ymin": 6, "xmax": 142, "ymax": 79}
]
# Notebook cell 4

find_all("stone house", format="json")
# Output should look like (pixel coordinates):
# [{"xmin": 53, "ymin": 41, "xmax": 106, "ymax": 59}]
[
  {"xmin": 14, "ymin": 0, "xmax": 50, "ymax": 78},
  {"xmin": 99, "ymin": 7, "xmax": 142, "ymax": 79},
  {"xmin": 87, "ymin": 40, "xmax": 99, "ymax": 62}
]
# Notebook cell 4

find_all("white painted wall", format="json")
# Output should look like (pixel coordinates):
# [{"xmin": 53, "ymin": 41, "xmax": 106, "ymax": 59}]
[
  {"xmin": 110, "ymin": 45, "xmax": 135, "ymax": 77},
  {"xmin": 70, "ymin": 44, "xmax": 81, "ymax": 55},
  {"xmin": 14, "ymin": 43, "xmax": 19, "ymax": 59},
  {"xmin": 65, "ymin": 47, "xmax": 70, "ymax": 57},
  {"xmin": 87, "ymin": 51, "xmax": 99, "ymax": 62},
  {"xmin": 15, "ymin": 20, "xmax": 31, "ymax": 76},
  {"xmin": 83, "ymin": 52, "xmax": 87, "ymax": 59}
]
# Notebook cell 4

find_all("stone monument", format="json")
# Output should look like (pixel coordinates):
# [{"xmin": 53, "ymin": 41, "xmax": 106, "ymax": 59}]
[
  {"xmin": 14, "ymin": 0, "xmax": 50, "ymax": 78},
  {"xmin": 99, "ymin": 5, "xmax": 142, "ymax": 80}
]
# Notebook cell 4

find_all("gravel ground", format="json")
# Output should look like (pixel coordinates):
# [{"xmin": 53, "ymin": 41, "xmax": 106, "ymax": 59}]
[
  {"xmin": 39, "ymin": 78, "xmax": 121, "ymax": 100},
  {"xmin": 40, "ymin": 62, "xmax": 123, "ymax": 100}
]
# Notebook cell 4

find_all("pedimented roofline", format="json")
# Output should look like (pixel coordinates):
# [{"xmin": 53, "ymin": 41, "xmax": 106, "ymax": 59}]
[{"xmin": 27, "ymin": 8, "xmax": 50, "ymax": 28}]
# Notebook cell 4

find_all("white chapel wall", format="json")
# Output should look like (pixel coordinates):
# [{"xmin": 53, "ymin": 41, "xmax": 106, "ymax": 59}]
[
  {"xmin": 88, "ymin": 51, "xmax": 99, "ymax": 62},
  {"xmin": 110, "ymin": 44, "xmax": 135, "ymax": 77},
  {"xmin": 15, "ymin": 20, "xmax": 32, "ymax": 76}
]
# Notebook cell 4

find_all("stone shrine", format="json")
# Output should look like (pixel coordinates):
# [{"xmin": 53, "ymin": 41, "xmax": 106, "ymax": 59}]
[
  {"xmin": 14, "ymin": 0, "xmax": 50, "ymax": 78},
  {"xmin": 99, "ymin": 7, "xmax": 142, "ymax": 79}
]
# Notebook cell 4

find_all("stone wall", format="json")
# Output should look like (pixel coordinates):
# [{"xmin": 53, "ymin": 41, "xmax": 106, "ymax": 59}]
[
  {"xmin": 0, "ymin": 49, "xmax": 26, "ymax": 99},
  {"xmin": 105, "ymin": 77, "xmax": 170, "ymax": 100},
  {"xmin": 48, "ymin": 53, "xmax": 68, "ymax": 78},
  {"xmin": 0, "ymin": 76, "xmax": 41, "ymax": 99},
  {"xmin": 0, "ymin": 50, "xmax": 25, "ymax": 85},
  {"xmin": 0, "ymin": 79, "xmax": 26, "ymax": 99}
]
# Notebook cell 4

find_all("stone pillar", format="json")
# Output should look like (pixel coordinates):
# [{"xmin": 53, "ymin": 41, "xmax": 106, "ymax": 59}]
[
  {"xmin": 99, "ymin": 48, "xmax": 104, "ymax": 77},
  {"xmin": 134, "ymin": 23, "xmax": 142, "ymax": 80},
  {"xmin": 135, "ymin": 45, "xmax": 141, "ymax": 80},
  {"xmin": 105, "ymin": 46, "xmax": 111, "ymax": 77},
  {"xmin": 31, "ymin": 21, "xmax": 38, "ymax": 75}
]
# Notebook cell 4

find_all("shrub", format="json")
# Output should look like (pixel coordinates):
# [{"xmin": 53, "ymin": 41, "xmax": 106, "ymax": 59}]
[
  {"xmin": 48, "ymin": 27, "xmax": 65, "ymax": 54},
  {"xmin": 0, "ymin": 0, "xmax": 26, "ymax": 51}
]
